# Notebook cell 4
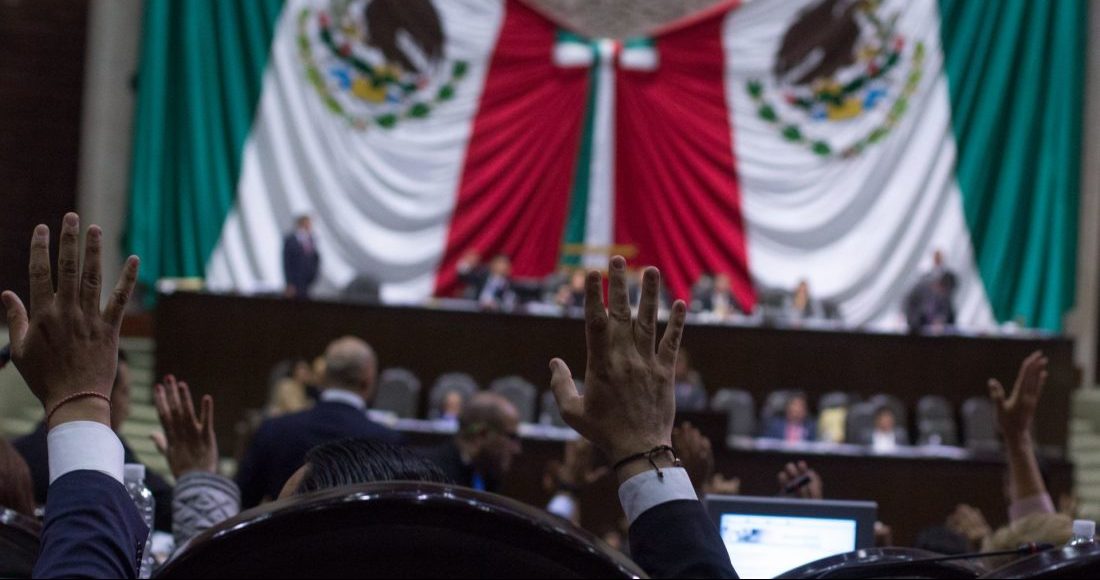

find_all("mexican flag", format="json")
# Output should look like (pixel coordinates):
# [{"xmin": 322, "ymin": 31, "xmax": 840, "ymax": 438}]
[{"xmin": 128, "ymin": 0, "xmax": 1083, "ymax": 330}]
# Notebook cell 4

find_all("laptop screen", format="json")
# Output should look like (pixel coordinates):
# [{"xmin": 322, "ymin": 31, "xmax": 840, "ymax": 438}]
[{"xmin": 706, "ymin": 496, "xmax": 877, "ymax": 579}]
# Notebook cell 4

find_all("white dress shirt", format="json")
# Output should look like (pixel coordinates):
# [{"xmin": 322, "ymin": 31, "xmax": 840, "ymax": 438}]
[
  {"xmin": 48, "ymin": 421, "xmax": 125, "ymax": 484},
  {"xmin": 319, "ymin": 388, "xmax": 367, "ymax": 410},
  {"xmin": 618, "ymin": 467, "xmax": 697, "ymax": 525}
]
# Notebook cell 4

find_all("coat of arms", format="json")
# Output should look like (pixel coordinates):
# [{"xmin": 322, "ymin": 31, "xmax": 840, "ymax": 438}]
[
  {"xmin": 746, "ymin": 0, "xmax": 924, "ymax": 158},
  {"xmin": 298, "ymin": 0, "xmax": 468, "ymax": 130}
]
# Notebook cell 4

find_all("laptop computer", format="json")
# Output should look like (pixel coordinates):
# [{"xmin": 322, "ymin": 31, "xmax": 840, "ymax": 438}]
[{"xmin": 704, "ymin": 495, "xmax": 878, "ymax": 579}]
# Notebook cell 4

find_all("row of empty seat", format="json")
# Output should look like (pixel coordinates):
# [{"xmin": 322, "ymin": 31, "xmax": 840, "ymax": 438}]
[{"xmin": 373, "ymin": 371, "xmax": 1001, "ymax": 450}]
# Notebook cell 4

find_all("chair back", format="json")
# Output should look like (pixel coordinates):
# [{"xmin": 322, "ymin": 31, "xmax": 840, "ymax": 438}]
[
  {"xmin": 0, "ymin": 508, "xmax": 40, "ymax": 579},
  {"xmin": 158, "ymin": 482, "xmax": 646, "ymax": 579},
  {"xmin": 775, "ymin": 547, "xmax": 982, "ymax": 579},
  {"xmin": 489, "ymin": 376, "xmax": 538, "ymax": 423},
  {"xmin": 917, "ymin": 395, "xmax": 959, "ymax": 446},
  {"xmin": 374, "ymin": 368, "xmax": 421, "ymax": 418},
  {"xmin": 984, "ymin": 544, "xmax": 1100, "ymax": 578},
  {"xmin": 427, "ymin": 373, "xmax": 479, "ymax": 419},
  {"xmin": 962, "ymin": 397, "xmax": 1000, "ymax": 453}
]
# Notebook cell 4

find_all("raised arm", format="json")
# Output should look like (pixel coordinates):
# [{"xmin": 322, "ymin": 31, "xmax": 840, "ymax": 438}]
[
  {"xmin": 3, "ymin": 213, "xmax": 146, "ymax": 579},
  {"xmin": 152, "ymin": 375, "xmax": 240, "ymax": 548},
  {"xmin": 549, "ymin": 257, "xmax": 737, "ymax": 579},
  {"xmin": 988, "ymin": 351, "xmax": 1054, "ymax": 520}
]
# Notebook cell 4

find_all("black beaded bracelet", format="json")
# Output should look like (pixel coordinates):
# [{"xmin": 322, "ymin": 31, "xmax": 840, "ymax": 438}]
[{"xmin": 612, "ymin": 445, "xmax": 681, "ymax": 480}]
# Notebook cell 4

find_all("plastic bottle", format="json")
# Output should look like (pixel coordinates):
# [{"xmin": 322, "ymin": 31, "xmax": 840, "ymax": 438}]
[
  {"xmin": 124, "ymin": 464, "xmax": 156, "ymax": 579},
  {"xmin": 1068, "ymin": 520, "xmax": 1097, "ymax": 548}
]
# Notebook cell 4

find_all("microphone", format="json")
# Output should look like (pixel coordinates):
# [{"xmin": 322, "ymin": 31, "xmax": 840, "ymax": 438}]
[
  {"xmin": 778, "ymin": 473, "xmax": 813, "ymax": 496},
  {"xmin": 817, "ymin": 543, "xmax": 1055, "ymax": 578},
  {"xmin": 0, "ymin": 344, "xmax": 10, "ymax": 369}
]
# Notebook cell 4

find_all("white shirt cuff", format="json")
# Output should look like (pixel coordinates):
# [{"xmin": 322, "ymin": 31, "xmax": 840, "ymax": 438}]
[
  {"xmin": 547, "ymin": 493, "xmax": 578, "ymax": 521},
  {"xmin": 618, "ymin": 467, "xmax": 698, "ymax": 525},
  {"xmin": 47, "ymin": 421, "xmax": 125, "ymax": 485}
]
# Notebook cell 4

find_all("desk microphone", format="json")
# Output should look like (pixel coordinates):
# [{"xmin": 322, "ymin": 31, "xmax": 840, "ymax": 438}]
[
  {"xmin": 816, "ymin": 543, "xmax": 1055, "ymax": 578},
  {"xmin": 0, "ymin": 344, "xmax": 10, "ymax": 369},
  {"xmin": 778, "ymin": 473, "xmax": 813, "ymax": 496}
]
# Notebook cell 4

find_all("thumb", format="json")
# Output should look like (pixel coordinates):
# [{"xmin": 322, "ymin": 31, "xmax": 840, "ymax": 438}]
[
  {"xmin": 150, "ymin": 432, "xmax": 168, "ymax": 456},
  {"xmin": 987, "ymin": 378, "xmax": 1007, "ymax": 409},
  {"xmin": 549, "ymin": 358, "xmax": 582, "ymax": 418},
  {"xmin": 2, "ymin": 291, "xmax": 29, "ymax": 356}
]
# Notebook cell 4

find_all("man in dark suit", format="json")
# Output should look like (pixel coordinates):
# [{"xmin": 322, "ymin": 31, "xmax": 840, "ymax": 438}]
[
  {"xmin": 419, "ymin": 392, "xmax": 522, "ymax": 493},
  {"xmin": 283, "ymin": 214, "xmax": 321, "ymax": 299},
  {"xmin": 3, "ymin": 213, "xmax": 148, "ymax": 578},
  {"xmin": 762, "ymin": 392, "xmax": 817, "ymax": 443},
  {"xmin": 12, "ymin": 351, "xmax": 174, "ymax": 531},
  {"xmin": 905, "ymin": 249, "xmax": 958, "ymax": 332},
  {"xmin": 236, "ymin": 336, "xmax": 402, "ymax": 507}
]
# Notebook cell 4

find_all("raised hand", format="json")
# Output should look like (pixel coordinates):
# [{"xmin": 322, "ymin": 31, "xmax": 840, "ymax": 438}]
[
  {"xmin": 549, "ymin": 256, "xmax": 687, "ymax": 481},
  {"xmin": 777, "ymin": 461, "xmax": 823, "ymax": 500},
  {"xmin": 946, "ymin": 503, "xmax": 992, "ymax": 549},
  {"xmin": 2, "ymin": 213, "xmax": 139, "ymax": 429},
  {"xmin": 152, "ymin": 375, "xmax": 218, "ymax": 478},
  {"xmin": 988, "ymin": 350, "xmax": 1048, "ymax": 443}
]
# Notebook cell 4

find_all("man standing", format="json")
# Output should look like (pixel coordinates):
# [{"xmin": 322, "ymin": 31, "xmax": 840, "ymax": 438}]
[
  {"xmin": 905, "ymin": 249, "xmax": 958, "ymax": 332},
  {"xmin": 283, "ymin": 215, "xmax": 321, "ymax": 299}
]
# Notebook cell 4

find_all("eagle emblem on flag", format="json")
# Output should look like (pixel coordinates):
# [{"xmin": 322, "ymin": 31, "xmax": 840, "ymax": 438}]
[
  {"xmin": 297, "ymin": 0, "xmax": 469, "ymax": 130},
  {"xmin": 746, "ymin": 0, "xmax": 924, "ymax": 158}
]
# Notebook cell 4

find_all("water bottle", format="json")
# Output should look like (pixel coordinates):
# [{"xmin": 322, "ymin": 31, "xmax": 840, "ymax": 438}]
[
  {"xmin": 1067, "ymin": 520, "xmax": 1096, "ymax": 548},
  {"xmin": 124, "ymin": 464, "xmax": 156, "ymax": 579}
]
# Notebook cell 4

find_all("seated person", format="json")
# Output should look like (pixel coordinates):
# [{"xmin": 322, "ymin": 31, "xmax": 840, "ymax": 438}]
[
  {"xmin": 418, "ymin": 392, "xmax": 522, "ymax": 494},
  {"xmin": 477, "ymin": 254, "xmax": 516, "ymax": 310},
  {"xmin": 0, "ymin": 438, "xmax": 35, "ymax": 518},
  {"xmin": 236, "ymin": 336, "xmax": 401, "ymax": 508},
  {"xmin": 673, "ymin": 349, "xmax": 708, "ymax": 412},
  {"xmin": 439, "ymin": 389, "xmax": 465, "ymax": 421},
  {"xmin": 455, "ymin": 250, "xmax": 485, "ymax": 300},
  {"xmin": 870, "ymin": 406, "xmax": 908, "ymax": 453},
  {"xmin": 783, "ymin": 279, "xmax": 836, "ymax": 321},
  {"xmin": 692, "ymin": 273, "xmax": 745, "ymax": 318},
  {"xmin": 554, "ymin": 269, "xmax": 586, "ymax": 311},
  {"xmin": 762, "ymin": 392, "xmax": 816, "ymax": 443},
  {"xmin": 12, "ymin": 350, "xmax": 174, "ymax": 531}
]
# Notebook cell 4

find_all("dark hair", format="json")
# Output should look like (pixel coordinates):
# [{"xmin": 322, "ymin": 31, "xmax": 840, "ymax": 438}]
[
  {"xmin": 0, "ymin": 439, "xmax": 35, "ymax": 518},
  {"xmin": 295, "ymin": 439, "xmax": 451, "ymax": 495}
]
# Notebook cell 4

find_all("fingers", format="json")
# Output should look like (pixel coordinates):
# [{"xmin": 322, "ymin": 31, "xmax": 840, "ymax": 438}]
[
  {"xmin": 634, "ymin": 267, "xmax": 660, "ymax": 357},
  {"xmin": 179, "ymin": 381, "xmax": 199, "ymax": 426},
  {"xmin": 2, "ymin": 291, "xmax": 29, "ymax": 356},
  {"xmin": 150, "ymin": 432, "xmax": 168, "ymax": 456},
  {"xmin": 167, "ymin": 375, "xmax": 185, "ymax": 426},
  {"xmin": 606, "ymin": 257, "xmax": 633, "ymax": 343},
  {"xmin": 987, "ymin": 378, "xmax": 1006, "ymax": 411},
  {"xmin": 80, "ymin": 226, "xmax": 104, "ymax": 314},
  {"xmin": 28, "ymin": 224, "xmax": 53, "ymax": 314},
  {"xmin": 104, "ymin": 255, "xmax": 139, "ymax": 330},
  {"xmin": 56, "ymin": 213, "xmax": 81, "ymax": 307},
  {"xmin": 657, "ymin": 300, "xmax": 687, "ymax": 368},
  {"xmin": 153, "ymin": 382, "xmax": 172, "ymax": 431},
  {"xmin": 550, "ymin": 359, "xmax": 584, "ymax": 422},
  {"xmin": 583, "ymin": 271, "xmax": 609, "ymax": 370}
]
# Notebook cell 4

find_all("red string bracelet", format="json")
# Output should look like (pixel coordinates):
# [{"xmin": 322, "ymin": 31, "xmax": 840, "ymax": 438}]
[{"xmin": 45, "ymin": 391, "xmax": 112, "ymax": 424}]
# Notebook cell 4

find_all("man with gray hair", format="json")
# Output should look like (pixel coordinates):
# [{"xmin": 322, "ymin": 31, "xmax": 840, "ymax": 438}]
[{"xmin": 236, "ymin": 336, "xmax": 401, "ymax": 507}]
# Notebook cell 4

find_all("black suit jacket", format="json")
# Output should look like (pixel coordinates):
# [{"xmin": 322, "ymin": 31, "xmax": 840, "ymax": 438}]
[
  {"xmin": 417, "ymin": 441, "xmax": 499, "ymax": 493},
  {"xmin": 236, "ymin": 400, "xmax": 403, "ymax": 508},
  {"xmin": 630, "ymin": 499, "xmax": 738, "ymax": 578},
  {"xmin": 11, "ymin": 421, "xmax": 174, "ymax": 532},
  {"xmin": 34, "ymin": 470, "xmax": 148, "ymax": 579},
  {"xmin": 283, "ymin": 232, "xmax": 321, "ymax": 295}
]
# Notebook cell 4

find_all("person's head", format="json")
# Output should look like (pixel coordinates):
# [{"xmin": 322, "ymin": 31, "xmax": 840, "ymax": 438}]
[
  {"xmin": 110, "ymin": 350, "xmax": 131, "ymax": 432},
  {"xmin": 322, "ymin": 336, "xmax": 377, "ymax": 401},
  {"xmin": 291, "ymin": 358, "xmax": 314, "ymax": 385},
  {"xmin": 569, "ymin": 269, "xmax": 586, "ymax": 292},
  {"xmin": 794, "ymin": 279, "xmax": 810, "ymax": 300},
  {"xmin": 441, "ymin": 390, "xmax": 464, "ymax": 420},
  {"xmin": 0, "ymin": 438, "xmax": 35, "ymax": 518},
  {"xmin": 296, "ymin": 214, "xmax": 312, "ymax": 232},
  {"xmin": 278, "ymin": 439, "xmax": 450, "ymax": 499},
  {"xmin": 785, "ymin": 393, "xmax": 809, "ymax": 424},
  {"xmin": 457, "ymin": 392, "xmax": 522, "ymax": 480},
  {"xmin": 713, "ymin": 273, "xmax": 732, "ymax": 293},
  {"xmin": 874, "ymin": 406, "xmax": 897, "ymax": 433},
  {"xmin": 489, "ymin": 254, "xmax": 511, "ymax": 278}
]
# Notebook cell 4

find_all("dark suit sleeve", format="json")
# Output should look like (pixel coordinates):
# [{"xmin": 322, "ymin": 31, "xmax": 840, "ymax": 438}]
[
  {"xmin": 235, "ymin": 423, "xmax": 270, "ymax": 509},
  {"xmin": 34, "ymin": 471, "xmax": 148, "ymax": 579},
  {"xmin": 629, "ymin": 500, "xmax": 738, "ymax": 579},
  {"xmin": 282, "ymin": 235, "xmax": 295, "ymax": 286}
]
